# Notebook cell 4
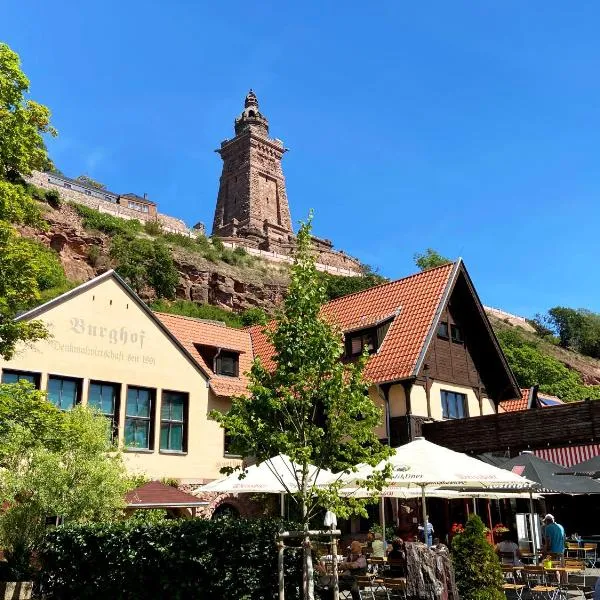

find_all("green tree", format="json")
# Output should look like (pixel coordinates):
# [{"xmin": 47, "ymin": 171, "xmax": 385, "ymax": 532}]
[
  {"xmin": 0, "ymin": 383, "xmax": 128, "ymax": 579},
  {"xmin": 212, "ymin": 216, "xmax": 392, "ymax": 600},
  {"xmin": 495, "ymin": 328, "xmax": 600, "ymax": 401},
  {"xmin": 414, "ymin": 248, "xmax": 452, "ymax": 271},
  {"xmin": 544, "ymin": 307, "xmax": 600, "ymax": 358},
  {"xmin": 0, "ymin": 43, "xmax": 56, "ymax": 180},
  {"xmin": 451, "ymin": 515, "xmax": 503, "ymax": 600},
  {"xmin": 0, "ymin": 43, "xmax": 60, "ymax": 359},
  {"xmin": 110, "ymin": 235, "xmax": 179, "ymax": 298}
]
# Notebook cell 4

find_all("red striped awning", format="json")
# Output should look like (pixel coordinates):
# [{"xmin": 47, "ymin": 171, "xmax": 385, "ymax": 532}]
[{"xmin": 534, "ymin": 444, "xmax": 600, "ymax": 468}]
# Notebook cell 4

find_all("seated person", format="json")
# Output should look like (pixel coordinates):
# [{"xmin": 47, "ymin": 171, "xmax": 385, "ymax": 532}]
[
  {"xmin": 387, "ymin": 538, "xmax": 406, "ymax": 578},
  {"xmin": 495, "ymin": 532, "xmax": 522, "ymax": 566},
  {"xmin": 370, "ymin": 532, "xmax": 385, "ymax": 558},
  {"xmin": 317, "ymin": 541, "xmax": 366, "ymax": 600}
]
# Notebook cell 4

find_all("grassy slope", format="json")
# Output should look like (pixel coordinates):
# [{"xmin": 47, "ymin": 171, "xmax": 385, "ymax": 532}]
[{"xmin": 488, "ymin": 314, "xmax": 600, "ymax": 386}]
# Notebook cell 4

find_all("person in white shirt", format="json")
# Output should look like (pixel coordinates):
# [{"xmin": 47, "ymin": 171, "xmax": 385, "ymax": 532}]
[{"xmin": 495, "ymin": 532, "xmax": 522, "ymax": 566}]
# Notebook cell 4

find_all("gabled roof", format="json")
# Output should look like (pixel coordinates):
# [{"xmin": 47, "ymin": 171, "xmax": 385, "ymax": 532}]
[
  {"xmin": 15, "ymin": 270, "xmax": 211, "ymax": 382},
  {"xmin": 249, "ymin": 260, "xmax": 520, "ymax": 398},
  {"xmin": 155, "ymin": 312, "xmax": 253, "ymax": 398},
  {"xmin": 125, "ymin": 481, "xmax": 207, "ymax": 508},
  {"xmin": 320, "ymin": 262, "xmax": 456, "ymax": 382}
]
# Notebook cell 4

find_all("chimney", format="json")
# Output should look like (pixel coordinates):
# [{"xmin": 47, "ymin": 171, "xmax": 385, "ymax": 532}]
[{"xmin": 143, "ymin": 192, "xmax": 148, "ymax": 200}]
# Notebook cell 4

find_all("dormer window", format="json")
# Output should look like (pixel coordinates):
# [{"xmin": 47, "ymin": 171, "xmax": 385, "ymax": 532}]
[
  {"xmin": 215, "ymin": 351, "xmax": 239, "ymax": 377},
  {"xmin": 348, "ymin": 330, "xmax": 376, "ymax": 356}
]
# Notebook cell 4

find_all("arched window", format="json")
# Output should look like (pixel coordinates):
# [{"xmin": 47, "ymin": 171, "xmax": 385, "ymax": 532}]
[{"xmin": 212, "ymin": 503, "xmax": 240, "ymax": 520}]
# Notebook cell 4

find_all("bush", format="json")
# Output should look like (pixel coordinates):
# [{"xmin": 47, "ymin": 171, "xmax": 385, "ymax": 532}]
[
  {"xmin": 44, "ymin": 189, "xmax": 61, "ymax": 209},
  {"xmin": 143, "ymin": 219, "xmax": 163, "ymax": 236},
  {"xmin": 451, "ymin": 515, "xmax": 503, "ymax": 600},
  {"xmin": 86, "ymin": 245, "xmax": 101, "ymax": 267},
  {"xmin": 73, "ymin": 204, "xmax": 142, "ymax": 237},
  {"xmin": 320, "ymin": 272, "xmax": 387, "ymax": 301},
  {"xmin": 39, "ymin": 519, "xmax": 302, "ymax": 600},
  {"xmin": 110, "ymin": 236, "xmax": 179, "ymax": 299}
]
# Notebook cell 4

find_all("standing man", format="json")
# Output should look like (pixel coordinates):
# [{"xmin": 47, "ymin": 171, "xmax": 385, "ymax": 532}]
[{"xmin": 542, "ymin": 514, "xmax": 565, "ymax": 564}]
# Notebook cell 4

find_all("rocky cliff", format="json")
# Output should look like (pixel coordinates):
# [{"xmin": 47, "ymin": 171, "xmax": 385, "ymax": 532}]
[{"xmin": 22, "ymin": 202, "xmax": 289, "ymax": 313}]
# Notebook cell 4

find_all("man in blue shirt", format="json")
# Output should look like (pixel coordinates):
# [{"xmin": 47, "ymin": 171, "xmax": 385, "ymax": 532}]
[{"xmin": 542, "ymin": 514, "xmax": 565, "ymax": 558}]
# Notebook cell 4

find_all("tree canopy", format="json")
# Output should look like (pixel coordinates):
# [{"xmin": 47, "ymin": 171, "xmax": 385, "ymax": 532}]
[
  {"xmin": 212, "ymin": 216, "xmax": 392, "ymax": 599},
  {"xmin": 0, "ymin": 43, "xmax": 64, "ymax": 359},
  {"xmin": 413, "ymin": 248, "xmax": 452, "ymax": 271},
  {"xmin": 0, "ymin": 382, "xmax": 129, "ymax": 579},
  {"xmin": 495, "ymin": 327, "xmax": 600, "ymax": 401}
]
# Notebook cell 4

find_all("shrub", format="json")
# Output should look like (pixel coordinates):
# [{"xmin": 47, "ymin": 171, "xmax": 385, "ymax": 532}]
[
  {"xmin": 143, "ymin": 219, "xmax": 163, "ymax": 236},
  {"xmin": 451, "ymin": 514, "xmax": 503, "ymax": 600},
  {"xmin": 39, "ymin": 519, "xmax": 302, "ymax": 600},
  {"xmin": 211, "ymin": 236, "xmax": 225, "ymax": 251},
  {"xmin": 44, "ymin": 189, "xmax": 61, "ymax": 209},
  {"xmin": 73, "ymin": 204, "xmax": 142, "ymax": 237},
  {"xmin": 86, "ymin": 244, "xmax": 101, "ymax": 267},
  {"xmin": 110, "ymin": 236, "xmax": 179, "ymax": 299},
  {"xmin": 150, "ymin": 299, "xmax": 244, "ymax": 328}
]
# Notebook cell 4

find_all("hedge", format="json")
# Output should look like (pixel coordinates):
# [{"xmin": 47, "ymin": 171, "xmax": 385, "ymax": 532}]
[{"xmin": 39, "ymin": 518, "xmax": 303, "ymax": 600}]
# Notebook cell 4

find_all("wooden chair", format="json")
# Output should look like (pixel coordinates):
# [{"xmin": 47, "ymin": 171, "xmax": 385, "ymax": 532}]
[
  {"xmin": 383, "ymin": 577, "xmax": 407, "ymax": 600},
  {"xmin": 367, "ymin": 556, "xmax": 385, "ymax": 574},
  {"xmin": 356, "ymin": 575, "xmax": 376, "ymax": 600}
]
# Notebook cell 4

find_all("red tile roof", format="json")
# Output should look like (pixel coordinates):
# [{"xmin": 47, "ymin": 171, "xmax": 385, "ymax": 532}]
[
  {"xmin": 249, "ymin": 262, "xmax": 457, "ymax": 384},
  {"xmin": 155, "ymin": 312, "xmax": 253, "ymax": 398},
  {"xmin": 499, "ymin": 388, "xmax": 564, "ymax": 412},
  {"xmin": 125, "ymin": 481, "xmax": 207, "ymax": 507},
  {"xmin": 499, "ymin": 388, "xmax": 530, "ymax": 412}
]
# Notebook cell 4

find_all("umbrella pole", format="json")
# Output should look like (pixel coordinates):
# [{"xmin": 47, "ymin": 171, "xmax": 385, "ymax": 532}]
[
  {"xmin": 421, "ymin": 485, "xmax": 430, "ymax": 547},
  {"xmin": 472, "ymin": 498, "xmax": 477, "ymax": 515},
  {"xmin": 380, "ymin": 497, "xmax": 386, "ymax": 546},
  {"xmin": 528, "ymin": 490, "xmax": 538, "ymax": 565},
  {"xmin": 280, "ymin": 493, "xmax": 285, "ymax": 518}
]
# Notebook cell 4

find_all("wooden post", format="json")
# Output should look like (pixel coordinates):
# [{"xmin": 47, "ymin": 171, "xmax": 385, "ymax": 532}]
[
  {"xmin": 331, "ymin": 532, "xmax": 339, "ymax": 600},
  {"xmin": 486, "ymin": 500, "xmax": 494, "ymax": 545},
  {"xmin": 278, "ymin": 540, "xmax": 285, "ymax": 600}
]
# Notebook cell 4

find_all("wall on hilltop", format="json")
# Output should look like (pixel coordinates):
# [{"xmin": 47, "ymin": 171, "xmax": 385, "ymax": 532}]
[{"xmin": 27, "ymin": 171, "xmax": 201, "ymax": 236}]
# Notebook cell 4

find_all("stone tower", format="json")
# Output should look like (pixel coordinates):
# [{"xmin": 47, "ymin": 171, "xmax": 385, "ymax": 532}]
[{"xmin": 212, "ymin": 91, "xmax": 293, "ymax": 249}]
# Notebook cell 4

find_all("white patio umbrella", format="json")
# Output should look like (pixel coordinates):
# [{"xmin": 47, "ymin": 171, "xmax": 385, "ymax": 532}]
[
  {"xmin": 194, "ymin": 453, "xmax": 336, "ymax": 515},
  {"xmin": 340, "ymin": 437, "xmax": 535, "ymax": 546}
]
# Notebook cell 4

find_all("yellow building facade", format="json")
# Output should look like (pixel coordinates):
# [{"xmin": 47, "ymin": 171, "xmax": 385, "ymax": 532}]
[{"xmin": 0, "ymin": 272, "xmax": 239, "ymax": 484}]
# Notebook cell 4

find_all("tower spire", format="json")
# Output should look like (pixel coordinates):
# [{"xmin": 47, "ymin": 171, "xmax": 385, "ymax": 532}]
[{"xmin": 234, "ymin": 89, "xmax": 269, "ymax": 136}]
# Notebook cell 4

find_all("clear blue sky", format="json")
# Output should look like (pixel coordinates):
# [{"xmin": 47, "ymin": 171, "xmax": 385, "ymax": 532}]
[{"xmin": 4, "ymin": 1, "xmax": 600, "ymax": 317}]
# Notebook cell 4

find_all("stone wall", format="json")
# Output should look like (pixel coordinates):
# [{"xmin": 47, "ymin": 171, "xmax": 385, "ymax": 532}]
[{"xmin": 27, "ymin": 171, "xmax": 203, "ymax": 236}]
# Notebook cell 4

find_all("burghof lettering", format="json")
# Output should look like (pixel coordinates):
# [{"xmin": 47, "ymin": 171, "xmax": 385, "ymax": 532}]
[{"xmin": 70, "ymin": 318, "xmax": 147, "ymax": 349}]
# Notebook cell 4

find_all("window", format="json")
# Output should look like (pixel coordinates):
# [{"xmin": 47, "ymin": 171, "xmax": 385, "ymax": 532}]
[
  {"xmin": 1, "ymin": 370, "xmax": 39, "ymax": 388},
  {"xmin": 125, "ymin": 387, "xmax": 154, "ymax": 450},
  {"xmin": 47, "ymin": 376, "xmax": 81, "ymax": 410},
  {"xmin": 437, "ymin": 321, "xmax": 449, "ymax": 339},
  {"xmin": 347, "ymin": 330, "xmax": 376, "ymax": 356},
  {"xmin": 160, "ymin": 391, "xmax": 187, "ymax": 452},
  {"xmin": 451, "ymin": 324, "xmax": 464, "ymax": 344},
  {"xmin": 224, "ymin": 429, "xmax": 240, "ymax": 457},
  {"xmin": 215, "ymin": 351, "xmax": 239, "ymax": 377},
  {"xmin": 64, "ymin": 183, "xmax": 71, "ymax": 189},
  {"xmin": 88, "ymin": 381, "xmax": 120, "ymax": 434},
  {"xmin": 441, "ymin": 390, "xmax": 468, "ymax": 420}
]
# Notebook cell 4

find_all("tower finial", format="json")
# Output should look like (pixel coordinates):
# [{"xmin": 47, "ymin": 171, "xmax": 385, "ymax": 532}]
[{"xmin": 245, "ymin": 89, "xmax": 258, "ymax": 108}]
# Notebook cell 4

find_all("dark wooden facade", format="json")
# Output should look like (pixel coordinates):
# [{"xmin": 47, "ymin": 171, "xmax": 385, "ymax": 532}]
[
  {"xmin": 422, "ymin": 400, "xmax": 600, "ymax": 455},
  {"xmin": 419, "ymin": 305, "xmax": 485, "ymax": 391},
  {"xmin": 416, "ymin": 269, "xmax": 519, "ymax": 403}
]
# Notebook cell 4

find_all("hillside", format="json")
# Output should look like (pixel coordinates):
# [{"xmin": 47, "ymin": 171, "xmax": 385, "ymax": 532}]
[
  {"xmin": 22, "ymin": 199, "xmax": 291, "ymax": 314},
  {"xmin": 15, "ymin": 196, "xmax": 600, "ymax": 401}
]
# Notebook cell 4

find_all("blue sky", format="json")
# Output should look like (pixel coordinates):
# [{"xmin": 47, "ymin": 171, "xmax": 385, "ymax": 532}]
[{"xmin": 3, "ymin": 1, "xmax": 600, "ymax": 317}]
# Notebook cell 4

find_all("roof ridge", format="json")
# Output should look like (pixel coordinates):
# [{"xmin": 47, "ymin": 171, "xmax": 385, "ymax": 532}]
[{"xmin": 324, "ymin": 261, "xmax": 456, "ymax": 307}]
